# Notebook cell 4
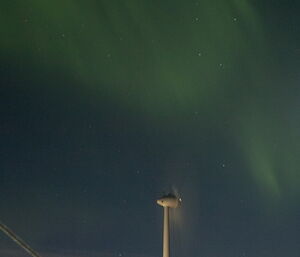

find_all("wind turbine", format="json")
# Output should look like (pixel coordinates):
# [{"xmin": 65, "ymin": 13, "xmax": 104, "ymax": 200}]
[{"xmin": 157, "ymin": 194, "xmax": 181, "ymax": 257}]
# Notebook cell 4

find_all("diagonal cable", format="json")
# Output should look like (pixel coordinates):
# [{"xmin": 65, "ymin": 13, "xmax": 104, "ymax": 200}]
[{"xmin": 0, "ymin": 220, "xmax": 43, "ymax": 257}]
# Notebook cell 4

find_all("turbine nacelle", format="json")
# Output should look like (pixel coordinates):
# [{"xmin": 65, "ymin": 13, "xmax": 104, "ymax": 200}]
[{"xmin": 157, "ymin": 194, "xmax": 181, "ymax": 208}]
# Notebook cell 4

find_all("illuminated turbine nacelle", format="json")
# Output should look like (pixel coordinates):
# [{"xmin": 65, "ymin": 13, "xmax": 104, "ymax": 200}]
[{"xmin": 157, "ymin": 194, "xmax": 181, "ymax": 208}]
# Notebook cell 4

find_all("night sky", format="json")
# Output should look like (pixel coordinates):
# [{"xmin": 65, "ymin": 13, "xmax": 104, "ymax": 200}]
[{"xmin": 0, "ymin": 0, "xmax": 300, "ymax": 257}]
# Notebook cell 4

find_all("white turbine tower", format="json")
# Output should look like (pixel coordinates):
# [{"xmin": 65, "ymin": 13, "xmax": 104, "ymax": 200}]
[{"xmin": 157, "ymin": 194, "xmax": 181, "ymax": 257}]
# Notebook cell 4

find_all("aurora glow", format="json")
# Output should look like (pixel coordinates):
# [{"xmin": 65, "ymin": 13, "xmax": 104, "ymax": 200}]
[
  {"xmin": 1, "ymin": 0, "xmax": 266, "ymax": 112},
  {"xmin": 0, "ymin": 0, "xmax": 299, "ymax": 257}
]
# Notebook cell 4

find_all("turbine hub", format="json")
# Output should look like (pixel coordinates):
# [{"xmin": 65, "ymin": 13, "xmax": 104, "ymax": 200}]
[{"xmin": 157, "ymin": 194, "xmax": 181, "ymax": 208}]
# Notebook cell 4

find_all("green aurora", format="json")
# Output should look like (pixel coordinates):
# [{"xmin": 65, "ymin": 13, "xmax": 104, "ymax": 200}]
[{"xmin": 1, "ymin": 0, "xmax": 299, "ymax": 208}]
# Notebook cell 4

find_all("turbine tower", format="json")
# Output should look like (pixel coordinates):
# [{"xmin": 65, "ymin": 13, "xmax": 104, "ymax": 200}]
[{"xmin": 157, "ymin": 194, "xmax": 181, "ymax": 257}]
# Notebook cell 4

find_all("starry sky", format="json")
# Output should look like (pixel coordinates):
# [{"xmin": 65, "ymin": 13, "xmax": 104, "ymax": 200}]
[{"xmin": 0, "ymin": 0, "xmax": 300, "ymax": 257}]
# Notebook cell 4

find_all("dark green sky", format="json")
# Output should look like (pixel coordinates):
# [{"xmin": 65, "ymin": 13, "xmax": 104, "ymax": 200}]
[{"xmin": 0, "ymin": 1, "xmax": 299, "ymax": 257}]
